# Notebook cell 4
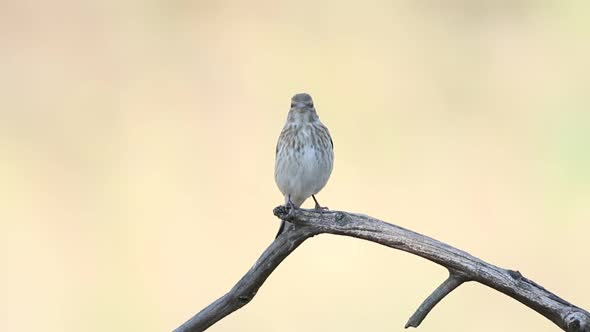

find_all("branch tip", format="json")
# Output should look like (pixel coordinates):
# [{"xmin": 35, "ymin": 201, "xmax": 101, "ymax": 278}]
[
  {"xmin": 405, "ymin": 272, "xmax": 466, "ymax": 328},
  {"xmin": 272, "ymin": 205, "xmax": 289, "ymax": 219}
]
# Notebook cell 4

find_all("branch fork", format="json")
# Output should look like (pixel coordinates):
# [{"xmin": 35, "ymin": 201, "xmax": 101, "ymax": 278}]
[{"xmin": 174, "ymin": 207, "xmax": 590, "ymax": 332}]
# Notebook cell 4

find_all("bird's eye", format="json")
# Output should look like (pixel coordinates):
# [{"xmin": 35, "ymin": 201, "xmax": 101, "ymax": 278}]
[
  {"xmin": 290, "ymin": 103, "xmax": 295, "ymax": 108},
  {"xmin": 309, "ymin": 103, "xmax": 314, "ymax": 108}
]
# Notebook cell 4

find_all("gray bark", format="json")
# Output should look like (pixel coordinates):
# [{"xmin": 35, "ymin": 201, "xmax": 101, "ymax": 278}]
[{"xmin": 173, "ymin": 206, "xmax": 590, "ymax": 332}]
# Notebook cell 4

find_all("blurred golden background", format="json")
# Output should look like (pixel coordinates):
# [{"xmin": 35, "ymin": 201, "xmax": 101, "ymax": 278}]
[{"xmin": 1, "ymin": 1, "xmax": 589, "ymax": 331}]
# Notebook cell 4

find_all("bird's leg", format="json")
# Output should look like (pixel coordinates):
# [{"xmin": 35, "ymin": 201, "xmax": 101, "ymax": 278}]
[
  {"xmin": 282, "ymin": 194, "xmax": 297, "ymax": 221},
  {"xmin": 312, "ymin": 195, "xmax": 328, "ymax": 210},
  {"xmin": 287, "ymin": 195, "xmax": 296, "ymax": 210}
]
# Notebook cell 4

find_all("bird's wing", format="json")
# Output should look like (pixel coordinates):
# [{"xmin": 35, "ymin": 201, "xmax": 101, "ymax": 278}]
[{"xmin": 275, "ymin": 127, "xmax": 288, "ymax": 156}]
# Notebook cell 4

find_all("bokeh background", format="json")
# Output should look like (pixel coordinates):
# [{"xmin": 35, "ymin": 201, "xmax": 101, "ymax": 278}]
[{"xmin": 1, "ymin": 1, "xmax": 589, "ymax": 331}]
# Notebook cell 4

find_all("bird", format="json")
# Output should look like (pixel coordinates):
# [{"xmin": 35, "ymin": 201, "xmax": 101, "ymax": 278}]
[{"xmin": 274, "ymin": 93, "xmax": 334, "ymax": 238}]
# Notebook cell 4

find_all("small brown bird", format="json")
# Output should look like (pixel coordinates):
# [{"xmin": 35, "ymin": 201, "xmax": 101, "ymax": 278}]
[{"xmin": 274, "ymin": 93, "xmax": 334, "ymax": 237}]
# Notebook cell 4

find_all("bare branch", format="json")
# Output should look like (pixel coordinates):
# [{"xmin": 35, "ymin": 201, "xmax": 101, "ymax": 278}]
[
  {"xmin": 174, "ymin": 206, "xmax": 590, "ymax": 332},
  {"xmin": 405, "ymin": 270, "xmax": 466, "ymax": 328},
  {"xmin": 173, "ymin": 224, "xmax": 319, "ymax": 332}
]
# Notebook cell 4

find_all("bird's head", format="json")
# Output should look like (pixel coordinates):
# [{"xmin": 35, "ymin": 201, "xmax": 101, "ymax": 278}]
[{"xmin": 287, "ymin": 93, "xmax": 319, "ymax": 123}]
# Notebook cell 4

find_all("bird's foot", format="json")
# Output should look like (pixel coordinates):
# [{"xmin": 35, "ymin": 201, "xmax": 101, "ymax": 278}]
[
  {"xmin": 283, "ymin": 196, "xmax": 298, "ymax": 218},
  {"xmin": 312, "ymin": 195, "xmax": 329, "ymax": 211},
  {"xmin": 287, "ymin": 202, "xmax": 295, "ymax": 210},
  {"xmin": 286, "ymin": 196, "xmax": 297, "ymax": 210},
  {"xmin": 314, "ymin": 203, "xmax": 329, "ymax": 210}
]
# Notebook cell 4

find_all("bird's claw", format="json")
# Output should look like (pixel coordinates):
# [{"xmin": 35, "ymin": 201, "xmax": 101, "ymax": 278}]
[
  {"xmin": 312, "ymin": 195, "xmax": 328, "ymax": 211},
  {"xmin": 314, "ymin": 204, "xmax": 329, "ymax": 210},
  {"xmin": 287, "ymin": 201, "xmax": 296, "ymax": 210},
  {"xmin": 283, "ymin": 198, "xmax": 297, "ymax": 219}
]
